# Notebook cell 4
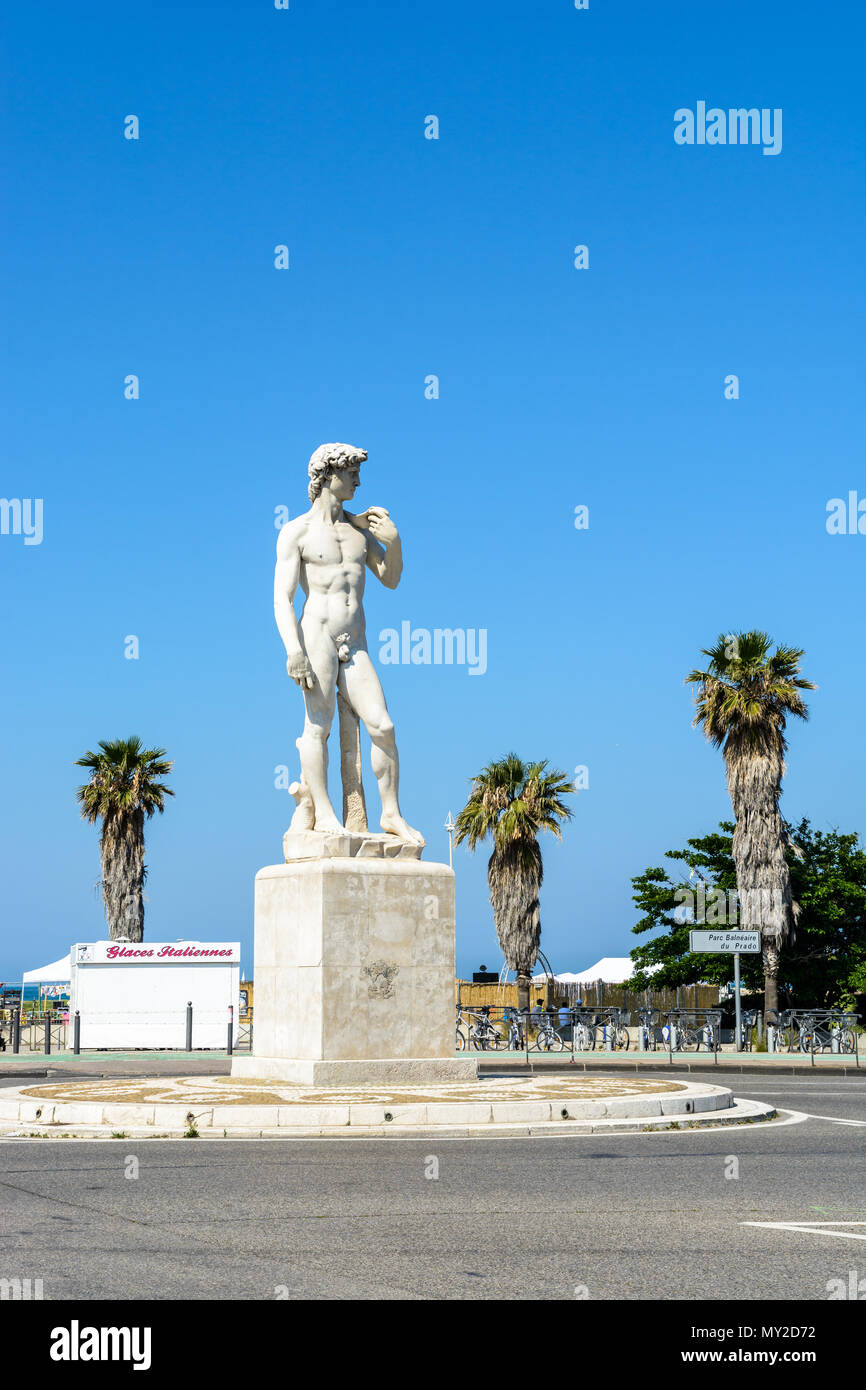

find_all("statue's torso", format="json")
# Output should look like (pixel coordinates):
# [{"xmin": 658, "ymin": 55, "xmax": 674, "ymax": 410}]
[{"xmin": 298, "ymin": 514, "xmax": 368, "ymax": 641}]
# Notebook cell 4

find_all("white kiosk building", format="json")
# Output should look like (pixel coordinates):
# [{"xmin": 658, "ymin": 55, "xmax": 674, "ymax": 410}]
[{"xmin": 69, "ymin": 941, "xmax": 241, "ymax": 1049}]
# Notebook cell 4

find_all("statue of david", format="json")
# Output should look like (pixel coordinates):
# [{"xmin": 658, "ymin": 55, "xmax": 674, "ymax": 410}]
[{"xmin": 274, "ymin": 443, "xmax": 424, "ymax": 847}]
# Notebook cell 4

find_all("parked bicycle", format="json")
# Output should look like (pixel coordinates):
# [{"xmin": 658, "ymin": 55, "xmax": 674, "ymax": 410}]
[
  {"xmin": 783, "ymin": 1009, "xmax": 858, "ymax": 1055},
  {"xmin": 637, "ymin": 1007, "xmax": 660, "ymax": 1051},
  {"xmin": 664, "ymin": 1009, "xmax": 719, "ymax": 1052},
  {"xmin": 606, "ymin": 1017, "xmax": 630, "ymax": 1052},
  {"xmin": 736, "ymin": 1008, "xmax": 759, "ymax": 1052},
  {"xmin": 571, "ymin": 1008, "xmax": 629, "ymax": 1051},
  {"xmin": 572, "ymin": 1012, "xmax": 596, "ymax": 1051},
  {"xmin": 504, "ymin": 1009, "xmax": 524, "ymax": 1051},
  {"xmin": 772, "ymin": 1010, "xmax": 801, "ymax": 1052},
  {"xmin": 533, "ymin": 1011, "xmax": 564, "ymax": 1052},
  {"xmin": 456, "ymin": 1008, "xmax": 504, "ymax": 1051},
  {"xmin": 670, "ymin": 1017, "xmax": 700, "ymax": 1051}
]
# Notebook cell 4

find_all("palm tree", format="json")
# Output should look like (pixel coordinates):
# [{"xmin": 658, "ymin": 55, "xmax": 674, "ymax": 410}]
[
  {"xmin": 454, "ymin": 754, "xmax": 574, "ymax": 1013},
  {"xmin": 75, "ymin": 737, "xmax": 174, "ymax": 942},
  {"xmin": 686, "ymin": 632, "xmax": 815, "ymax": 1016}
]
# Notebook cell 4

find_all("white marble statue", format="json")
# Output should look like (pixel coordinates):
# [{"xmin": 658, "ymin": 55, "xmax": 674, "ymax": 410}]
[{"xmin": 275, "ymin": 443, "xmax": 425, "ymax": 850}]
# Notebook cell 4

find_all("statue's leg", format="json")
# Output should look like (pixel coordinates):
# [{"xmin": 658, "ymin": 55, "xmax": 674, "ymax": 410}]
[
  {"xmin": 296, "ymin": 633, "xmax": 342, "ymax": 832},
  {"xmin": 341, "ymin": 651, "xmax": 424, "ymax": 846}
]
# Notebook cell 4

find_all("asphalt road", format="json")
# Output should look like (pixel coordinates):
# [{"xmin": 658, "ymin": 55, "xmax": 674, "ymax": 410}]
[{"xmin": 0, "ymin": 1070, "xmax": 863, "ymax": 1300}]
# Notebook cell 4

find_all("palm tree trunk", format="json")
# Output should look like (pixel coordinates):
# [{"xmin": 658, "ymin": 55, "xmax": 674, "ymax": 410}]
[
  {"xmin": 762, "ymin": 940, "xmax": 780, "ymax": 1018},
  {"xmin": 516, "ymin": 971, "xmax": 531, "ymax": 1015},
  {"xmin": 489, "ymin": 844, "xmax": 542, "ymax": 1013},
  {"xmin": 101, "ymin": 812, "xmax": 146, "ymax": 941},
  {"xmin": 725, "ymin": 739, "xmax": 793, "ymax": 1018},
  {"xmin": 100, "ymin": 838, "xmax": 122, "ymax": 940}
]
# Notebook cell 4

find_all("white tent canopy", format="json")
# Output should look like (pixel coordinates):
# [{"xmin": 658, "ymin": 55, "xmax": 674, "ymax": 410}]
[
  {"xmin": 532, "ymin": 957, "xmax": 648, "ymax": 985},
  {"xmin": 572, "ymin": 957, "xmax": 639, "ymax": 984},
  {"xmin": 22, "ymin": 954, "xmax": 72, "ymax": 984}
]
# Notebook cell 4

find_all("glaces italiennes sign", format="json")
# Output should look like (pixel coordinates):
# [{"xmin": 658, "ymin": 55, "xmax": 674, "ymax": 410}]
[{"xmin": 73, "ymin": 942, "xmax": 240, "ymax": 965}]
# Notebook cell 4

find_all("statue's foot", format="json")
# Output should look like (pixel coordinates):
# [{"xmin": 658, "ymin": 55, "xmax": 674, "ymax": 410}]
[
  {"xmin": 314, "ymin": 814, "xmax": 346, "ymax": 835},
  {"xmin": 380, "ymin": 813, "xmax": 426, "ymax": 847}
]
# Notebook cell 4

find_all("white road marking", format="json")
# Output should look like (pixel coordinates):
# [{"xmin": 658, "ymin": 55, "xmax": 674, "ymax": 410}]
[
  {"xmin": 729, "ymin": 1107, "xmax": 809, "ymax": 1128},
  {"xmin": 741, "ymin": 1221, "xmax": 866, "ymax": 1242},
  {"xmin": 795, "ymin": 1111, "xmax": 866, "ymax": 1126},
  {"xmin": 765, "ymin": 1107, "xmax": 864, "ymax": 1129}
]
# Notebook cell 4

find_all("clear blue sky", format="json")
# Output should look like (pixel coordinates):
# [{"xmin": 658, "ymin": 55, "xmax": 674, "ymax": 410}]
[{"xmin": 2, "ymin": 0, "xmax": 864, "ymax": 981}]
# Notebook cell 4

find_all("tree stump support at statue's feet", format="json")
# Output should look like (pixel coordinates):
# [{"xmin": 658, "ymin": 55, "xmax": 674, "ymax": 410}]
[{"xmin": 338, "ymin": 688, "xmax": 369, "ymax": 833}]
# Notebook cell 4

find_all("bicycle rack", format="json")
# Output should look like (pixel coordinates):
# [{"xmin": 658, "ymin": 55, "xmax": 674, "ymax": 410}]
[
  {"xmin": 637, "ymin": 1009, "xmax": 670, "ymax": 1054},
  {"xmin": 663, "ymin": 1009, "xmax": 722, "ymax": 1062},
  {"xmin": 776, "ymin": 1009, "xmax": 861, "ymax": 1062}
]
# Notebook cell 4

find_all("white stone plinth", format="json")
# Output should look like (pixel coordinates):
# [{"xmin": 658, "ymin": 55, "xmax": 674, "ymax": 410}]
[{"xmin": 231, "ymin": 858, "xmax": 477, "ymax": 1085}]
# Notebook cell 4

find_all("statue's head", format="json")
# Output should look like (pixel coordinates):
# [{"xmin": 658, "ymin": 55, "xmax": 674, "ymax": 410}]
[{"xmin": 308, "ymin": 442, "xmax": 367, "ymax": 503}]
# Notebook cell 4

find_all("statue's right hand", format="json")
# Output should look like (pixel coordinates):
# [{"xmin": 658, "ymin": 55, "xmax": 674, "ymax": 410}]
[{"xmin": 287, "ymin": 653, "xmax": 315, "ymax": 689}]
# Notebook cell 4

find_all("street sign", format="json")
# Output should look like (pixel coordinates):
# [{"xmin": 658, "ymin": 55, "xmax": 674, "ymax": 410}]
[{"xmin": 689, "ymin": 930, "xmax": 761, "ymax": 954}]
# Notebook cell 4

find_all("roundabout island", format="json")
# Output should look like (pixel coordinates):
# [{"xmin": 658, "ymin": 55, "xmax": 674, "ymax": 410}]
[{"xmin": 0, "ymin": 1073, "xmax": 774, "ymax": 1138}]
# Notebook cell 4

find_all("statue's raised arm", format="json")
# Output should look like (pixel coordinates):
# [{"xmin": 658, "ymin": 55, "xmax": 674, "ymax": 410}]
[{"xmin": 347, "ymin": 506, "xmax": 403, "ymax": 589}]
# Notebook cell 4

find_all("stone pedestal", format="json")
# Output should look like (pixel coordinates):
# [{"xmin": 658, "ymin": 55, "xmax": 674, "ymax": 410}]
[{"xmin": 231, "ymin": 858, "xmax": 477, "ymax": 1085}]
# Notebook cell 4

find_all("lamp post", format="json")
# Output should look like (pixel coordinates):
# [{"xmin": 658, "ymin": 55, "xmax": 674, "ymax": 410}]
[{"xmin": 444, "ymin": 811, "xmax": 456, "ymax": 870}]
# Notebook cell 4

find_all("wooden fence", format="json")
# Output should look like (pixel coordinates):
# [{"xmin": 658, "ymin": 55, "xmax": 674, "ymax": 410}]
[{"xmin": 456, "ymin": 979, "xmax": 720, "ymax": 1015}]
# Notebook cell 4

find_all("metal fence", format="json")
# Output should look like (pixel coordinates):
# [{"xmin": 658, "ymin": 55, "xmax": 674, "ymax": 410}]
[
  {"xmin": 455, "ymin": 1002, "xmax": 861, "ymax": 1066},
  {"xmin": 456, "ymin": 1005, "xmax": 632, "ymax": 1055},
  {"xmin": 0, "ymin": 1006, "xmax": 252, "ymax": 1055},
  {"xmin": 0, "ymin": 1010, "xmax": 66, "ymax": 1054},
  {"xmin": 766, "ymin": 1009, "xmax": 860, "ymax": 1061}
]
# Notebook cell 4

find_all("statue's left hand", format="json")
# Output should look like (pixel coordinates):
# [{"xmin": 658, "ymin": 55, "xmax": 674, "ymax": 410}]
[
  {"xmin": 363, "ymin": 507, "xmax": 398, "ymax": 545},
  {"xmin": 347, "ymin": 507, "xmax": 383, "ymax": 531}
]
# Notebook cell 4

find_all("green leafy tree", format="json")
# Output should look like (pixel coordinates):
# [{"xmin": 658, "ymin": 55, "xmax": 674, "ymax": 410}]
[
  {"xmin": 785, "ymin": 821, "xmax": 866, "ymax": 1006},
  {"xmin": 630, "ymin": 827, "xmax": 750, "ymax": 992},
  {"xmin": 454, "ymin": 754, "xmax": 573, "ymax": 1012},
  {"xmin": 686, "ymin": 631, "xmax": 815, "ymax": 1015},
  {"xmin": 631, "ymin": 821, "xmax": 866, "ymax": 1008},
  {"xmin": 75, "ymin": 737, "xmax": 174, "ymax": 942}
]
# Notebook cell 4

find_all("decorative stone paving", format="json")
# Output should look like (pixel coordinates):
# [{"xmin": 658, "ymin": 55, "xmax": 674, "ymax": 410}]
[
  {"xmin": 20, "ymin": 1074, "xmax": 685, "ymax": 1108},
  {"xmin": 0, "ymin": 1067, "xmax": 772, "ymax": 1134},
  {"xmin": 0, "ymin": 1072, "xmax": 763, "ymax": 1136}
]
